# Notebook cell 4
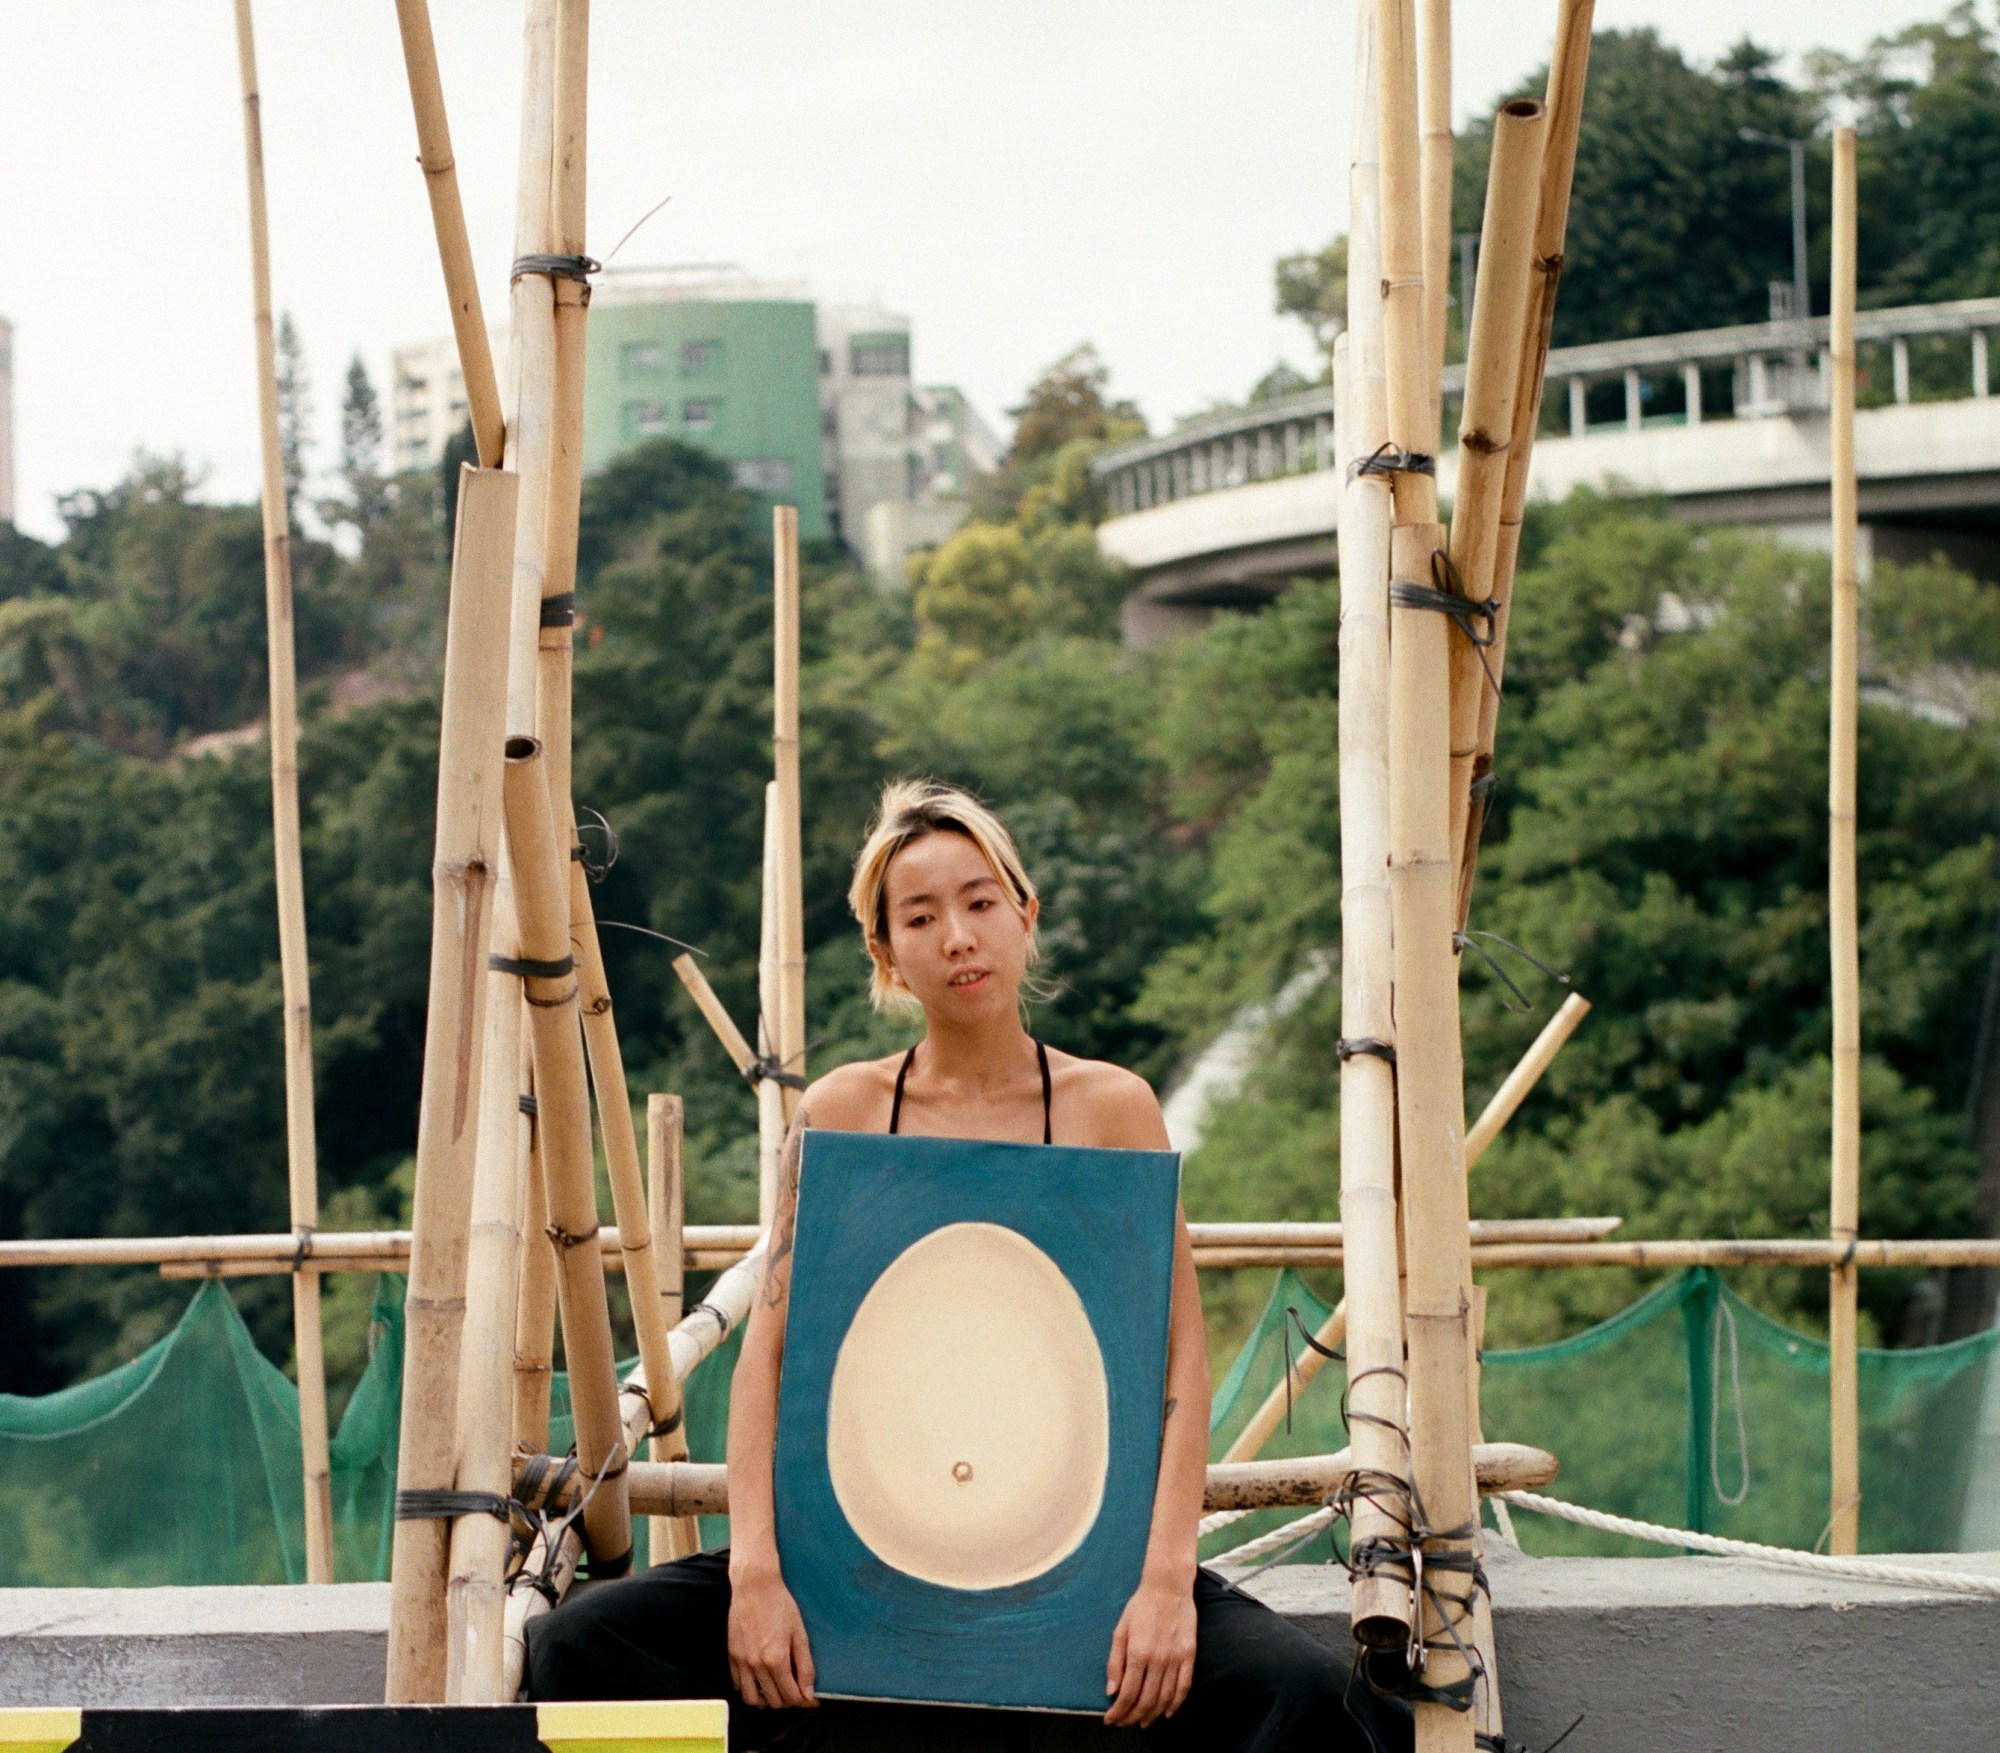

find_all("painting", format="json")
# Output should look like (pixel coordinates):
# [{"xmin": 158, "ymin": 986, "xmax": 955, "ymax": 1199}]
[{"xmin": 772, "ymin": 1129, "xmax": 1182, "ymax": 1713}]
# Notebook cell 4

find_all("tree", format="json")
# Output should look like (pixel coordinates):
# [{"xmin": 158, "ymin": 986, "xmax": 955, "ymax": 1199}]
[
  {"xmin": 1006, "ymin": 346, "xmax": 1144, "ymax": 465},
  {"xmin": 437, "ymin": 419, "xmax": 478, "ymax": 550},
  {"xmin": 275, "ymin": 313, "xmax": 313, "ymax": 527},
  {"xmin": 332, "ymin": 355, "xmax": 389, "ymax": 532},
  {"xmin": 1273, "ymin": 236, "xmax": 1347, "ymax": 368}
]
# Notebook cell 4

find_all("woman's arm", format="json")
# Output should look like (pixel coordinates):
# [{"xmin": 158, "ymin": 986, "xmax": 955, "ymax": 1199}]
[
  {"xmin": 724, "ymin": 1115, "xmax": 816, "ymax": 1710},
  {"xmin": 1095, "ymin": 1069, "xmax": 1210, "ymax": 1729}
]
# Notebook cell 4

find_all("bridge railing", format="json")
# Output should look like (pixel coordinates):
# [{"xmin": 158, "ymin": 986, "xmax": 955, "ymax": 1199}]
[{"xmin": 1093, "ymin": 297, "xmax": 2000, "ymax": 518}]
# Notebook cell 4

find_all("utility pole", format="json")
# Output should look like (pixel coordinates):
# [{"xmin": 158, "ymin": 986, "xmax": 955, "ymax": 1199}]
[{"xmin": 1739, "ymin": 127, "xmax": 1811, "ymax": 329}]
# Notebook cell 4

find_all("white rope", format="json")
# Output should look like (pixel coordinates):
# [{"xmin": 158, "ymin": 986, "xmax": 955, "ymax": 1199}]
[
  {"xmin": 1208, "ymin": 1504, "xmax": 1338, "ymax": 1571},
  {"xmin": 1500, "ymin": 1491, "xmax": 2000, "ymax": 1600},
  {"xmin": 1199, "ymin": 1506, "xmax": 1252, "ymax": 1539}
]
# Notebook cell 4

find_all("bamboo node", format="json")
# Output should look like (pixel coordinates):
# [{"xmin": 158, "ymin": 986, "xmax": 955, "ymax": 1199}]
[
  {"xmin": 545, "ymin": 1222, "xmax": 601, "ymax": 1252},
  {"xmin": 1459, "ymin": 427, "xmax": 1509, "ymax": 457}
]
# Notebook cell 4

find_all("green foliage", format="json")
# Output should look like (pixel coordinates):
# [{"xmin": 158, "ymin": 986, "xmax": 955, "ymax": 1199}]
[
  {"xmin": 1146, "ymin": 495, "xmax": 2000, "ymax": 1349},
  {"xmin": 1273, "ymin": 236, "xmax": 1348, "ymax": 367}
]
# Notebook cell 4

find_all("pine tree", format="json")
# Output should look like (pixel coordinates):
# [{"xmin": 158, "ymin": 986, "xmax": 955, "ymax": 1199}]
[
  {"xmin": 336, "ymin": 355, "xmax": 389, "ymax": 530},
  {"xmin": 275, "ymin": 313, "xmax": 313, "ymax": 527}
]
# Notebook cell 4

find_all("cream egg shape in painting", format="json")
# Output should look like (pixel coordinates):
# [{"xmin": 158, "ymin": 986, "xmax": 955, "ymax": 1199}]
[{"xmin": 826, "ymin": 1221, "xmax": 1110, "ymax": 1591}]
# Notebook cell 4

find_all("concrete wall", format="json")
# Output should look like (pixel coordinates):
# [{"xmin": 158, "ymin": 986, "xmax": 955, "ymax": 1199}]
[{"xmin": 6, "ymin": 1551, "xmax": 1999, "ymax": 1750}]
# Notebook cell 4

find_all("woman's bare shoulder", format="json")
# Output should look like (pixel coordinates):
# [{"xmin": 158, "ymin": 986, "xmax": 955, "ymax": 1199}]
[
  {"xmin": 1046, "ymin": 1048, "xmax": 1170, "ymax": 1150},
  {"xmin": 800, "ymin": 1054, "xmax": 904, "ymax": 1132}
]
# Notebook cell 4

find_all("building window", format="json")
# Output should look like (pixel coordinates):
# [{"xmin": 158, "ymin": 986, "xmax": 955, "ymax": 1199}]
[
  {"xmin": 682, "ymin": 398, "xmax": 718, "ymax": 432},
  {"xmin": 680, "ymin": 339, "xmax": 722, "ymax": 375},
  {"xmin": 819, "ymin": 348, "xmax": 833, "ymax": 376},
  {"xmin": 621, "ymin": 342, "xmax": 668, "ymax": 378},
  {"xmin": 849, "ymin": 336, "xmax": 910, "ymax": 377},
  {"xmin": 733, "ymin": 458, "xmax": 795, "ymax": 494},
  {"xmin": 626, "ymin": 400, "xmax": 669, "ymax": 437}
]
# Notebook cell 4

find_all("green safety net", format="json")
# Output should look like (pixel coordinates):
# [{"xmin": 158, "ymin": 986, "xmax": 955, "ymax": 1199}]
[
  {"xmin": 7, "ymin": 1267, "xmax": 2000, "ymax": 1584},
  {"xmin": 1203, "ymin": 1267, "xmax": 2000, "ymax": 1564}
]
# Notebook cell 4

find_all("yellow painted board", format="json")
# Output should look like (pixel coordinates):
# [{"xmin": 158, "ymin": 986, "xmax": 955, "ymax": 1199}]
[
  {"xmin": 0, "ymin": 1708, "xmax": 79, "ymax": 1753},
  {"xmin": 536, "ymin": 1699, "xmax": 727, "ymax": 1753}
]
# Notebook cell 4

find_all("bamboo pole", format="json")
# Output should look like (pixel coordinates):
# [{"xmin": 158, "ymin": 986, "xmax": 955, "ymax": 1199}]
[
  {"xmin": 1463, "ymin": 1285, "xmax": 1502, "ymax": 1741},
  {"xmin": 128, "ymin": 1231, "xmax": 2000, "ymax": 1277},
  {"xmin": 230, "ymin": 0, "xmax": 332, "ymax": 1587},
  {"xmin": 502, "ymin": 738, "xmax": 632, "ymax": 1573},
  {"xmin": 1419, "ymin": 0, "xmax": 1452, "ymax": 405},
  {"xmin": 772, "ymin": 508, "xmax": 807, "ymax": 1130},
  {"xmin": 1456, "ymin": 0, "xmax": 1595, "ymax": 926},
  {"xmin": 647, "ymin": 1095, "xmax": 701, "ymax": 1561},
  {"xmin": 443, "ymin": 962, "xmax": 536, "ymax": 1701},
  {"xmin": 1828, "ymin": 124, "xmax": 1863, "ymax": 1559},
  {"xmin": 392, "ymin": 0, "xmax": 505, "ymax": 468},
  {"xmin": 672, "ymin": 952, "xmax": 759, "ymax": 1074},
  {"xmin": 756, "ymin": 785, "xmax": 788, "ymax": 1222},
  {"xmin": 512, "ymin": 1103, "xmax": 557, "ymax": 1456},
  {"xmin": 1446, "ymin": 100, "xmax": 1548, "ymax": 875},
  {"xmin": 98, "ymin": 1216, "xmax": 1611, "ymax": 1277},
  {"xmin": 1464, "ymin": 994, "xmax": 1589, "ymax": 1164},
  {"xmin": 1336, "ymin": 0, "xmax": 1412, "ymax": 1657},
  {"xmin": 563, "ymin": 1443, "xmax": 1562, "ymax": 1522},
  {"xmin": 1378, "ymin": 0, "xmax": 1439, "ymax": 528},
  {"xmin": 384, "ymin": 463, "xmax": 519, "ymax": 1696}
]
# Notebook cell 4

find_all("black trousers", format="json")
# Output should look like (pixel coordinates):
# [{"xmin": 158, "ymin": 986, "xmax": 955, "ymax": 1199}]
[{"xmin": 527, "ymin": 1550, "xmax": 1412, "ymax": 1753}]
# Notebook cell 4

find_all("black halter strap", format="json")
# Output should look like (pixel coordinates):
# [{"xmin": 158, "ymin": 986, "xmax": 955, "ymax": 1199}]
[{"xmin": 889, "ymin": 1040, "xmax": 1053, "ymax": 1144}]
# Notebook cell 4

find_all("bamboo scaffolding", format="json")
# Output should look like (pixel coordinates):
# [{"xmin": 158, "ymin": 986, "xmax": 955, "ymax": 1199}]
[
  {"xmin": 772, "ymin": 507, "xmax": 807, "ymax": 1132},
  {"xmin": 392, "ymin": 0, "xmax": 505, "ymax": 467},
  {"xmin": 383, "ymin": 463, "xmax": 519, "ymax": 1696},
  {"xmin": 230, "ymin": 0, "xmax": 331, "ymax": 1586},
  {"xmin": 1463, "ymin": 1286, "xmax": 1502, "ymax": 1741},
  {"xmin": 1828, "ymin": 125, "xmax": 1862, "ymax": 1557},
  {"xmin": 502, "ymin": 738, "xmax": 632, "ymax": 1574},
  {"xmin": 1335, "ymin": 3, "xmax": 1413, "ymax": 1652},
  {"xmin": 1418, "ymin": 0, "xmax": 1452, "ymax": 406},
  {"xmin": 646, "ymin": 1094, "xmax": 701, "ymax": 1561},
  {"xmin": 512, "ymin": 1104, "xmax": 557, "ymax": 1455},
  {"xmin": 1445, "ymin": 100, "xmax": 1547, "ymax": 875},
  {"xmin": 1455, "ymin": 0, "xmax": 1595, "ymax": 926},
  {"xmin": 756, "ymin": 785, "xmax": 788, "ymax": 1221},
  {"xmin": 531, "ymin": 1443, "xmax": 1560, "ymax": 1523},
  {"xmin": 502, "ymin": 1236, "xmax": 767, "ymax": 1698},
  {"xmin": 1463, "ymin": 994, "xmax": 1590, "ymax": 1163},
  {"xmin": 1381, "ymin": 3, "xmax": 1479, "ymax": 1732}
]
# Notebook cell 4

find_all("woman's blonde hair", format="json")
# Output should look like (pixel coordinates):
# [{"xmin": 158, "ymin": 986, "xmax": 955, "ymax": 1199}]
[{"xmin": 848, "ymin": 778, "xmax": 1041, "ymax": 1012}]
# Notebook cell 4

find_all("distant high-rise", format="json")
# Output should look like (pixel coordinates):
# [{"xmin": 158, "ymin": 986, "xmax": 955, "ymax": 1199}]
[{"xmin": 0, "ymin": 316, "xmax": 14, "ymax": 527}]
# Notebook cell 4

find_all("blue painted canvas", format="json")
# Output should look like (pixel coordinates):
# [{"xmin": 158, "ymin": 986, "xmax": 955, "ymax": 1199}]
[{"xmin": 773, "ymin": 1128, "xmax": 1182, "ymax": 1713}]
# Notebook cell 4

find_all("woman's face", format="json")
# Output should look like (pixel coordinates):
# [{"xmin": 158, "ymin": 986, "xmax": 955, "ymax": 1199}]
[{"xmin": 876, "ymin": 829, "xmax": 1036, "ymax": 1024}]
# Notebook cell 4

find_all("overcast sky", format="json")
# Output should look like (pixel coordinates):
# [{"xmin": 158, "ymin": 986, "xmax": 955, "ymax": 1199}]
[{"xmin": 0, "ymin": 1, "xmax": 1964, "ymax": 539}]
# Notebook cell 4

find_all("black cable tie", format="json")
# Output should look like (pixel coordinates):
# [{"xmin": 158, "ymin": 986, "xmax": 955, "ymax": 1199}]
[
  {"xmin": 744, "ymin": 1053, "xmax": 807, "ymax": 1092},
  {"xmin": 1469, "ymin": 771, "xmax": 1499, "ymax": 801},
  {"xmin": 1453, "ymin": 929, "xmax": 1571, "ymax": 1015},
  {"xmin": 395, "ymin": 1488, "xmax": 514, "ymax": 1524},
  {"xmin": 290, "ymin": 1225, "xmax": 316, "ymax": 1272},
  {"xmin": 1389, "ymin": 579, "xmax": 1499, "ymax": 649},
  {"xmin": 511, "ymin": 252, "xmax": 600, "ymax": 285},
  {"xmin": 1347, "ymin": 442, "xmax": 1437, "ymax": 482},
  {"xmin": 1337, "ymin": 1036, "xmax": 1397, "ymax": 1066},
  {"xmin": 689, "ymin": 1299, "xmax": 733, "ymax": 1339},
  {"xmin": 648, "ymin": 1404, "xmax": 685, "ymax": 1441},
  {"xmin": 518, "ymin": 1093, "xmax": 539, "ymax": 1117},
  {"xmin": 490, "ymin": 952, "xmax": 576, "ymax": 979},
  {"xmin": 539, "ymin": 591, "xmax": 577, "ymax": 628}
]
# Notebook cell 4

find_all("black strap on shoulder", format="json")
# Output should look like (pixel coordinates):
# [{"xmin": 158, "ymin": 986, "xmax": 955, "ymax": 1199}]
[
  {"xmin": 888, "ymin": 1044, "xmax": 917, "ymax": 1135},
  {"xmin": 1036, "ymin": 1039, "xmax": 1052, "ymax": 1144}
]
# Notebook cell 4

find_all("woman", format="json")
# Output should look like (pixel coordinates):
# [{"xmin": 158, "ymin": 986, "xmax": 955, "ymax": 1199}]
[{"xmin": 529, "ymin": 780, "xmax": 1409, "ymax": 1753}]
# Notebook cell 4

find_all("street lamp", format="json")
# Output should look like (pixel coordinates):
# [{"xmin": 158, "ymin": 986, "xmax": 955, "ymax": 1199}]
[{"xmin": 1739, "ymin": 127, "xmax": 1811, "ymax": 328}]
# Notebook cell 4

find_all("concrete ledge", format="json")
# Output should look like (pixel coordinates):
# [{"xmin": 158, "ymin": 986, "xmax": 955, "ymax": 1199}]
[
  {"xmin": 4, "ymin": 1553, "xmax": 1998, "ymax": 1749},
  {"xmin": 0, "ymin": 1584, "xmax": 389, "ymax": 1708}
]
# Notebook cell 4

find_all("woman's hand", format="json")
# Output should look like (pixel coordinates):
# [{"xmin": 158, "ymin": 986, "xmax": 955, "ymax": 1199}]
[
  {"xmin": 727, "ymin": 1562, "xmax": 817, "ymax": 1712},
  {"xmin": 1103, "ymin": 1570, "xmax": 1197, "ymax": 1727}
]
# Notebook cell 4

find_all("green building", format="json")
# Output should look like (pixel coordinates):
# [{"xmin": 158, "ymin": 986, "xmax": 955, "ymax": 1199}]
[{"xmin": 582, "ymin": 274, "xmax": 829, "ymax": 539}]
